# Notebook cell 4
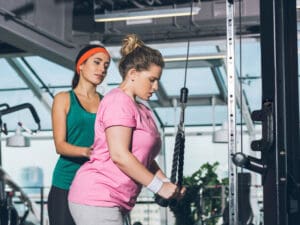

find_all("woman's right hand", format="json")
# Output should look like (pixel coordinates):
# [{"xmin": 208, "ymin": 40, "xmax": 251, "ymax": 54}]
[
  {"xmin": 81, "ymin": 147, "xmax": 93, "ymax": 158},
  {"xmin": 157, "ymin": 182, "xmax": 178, "ymax": 199}
]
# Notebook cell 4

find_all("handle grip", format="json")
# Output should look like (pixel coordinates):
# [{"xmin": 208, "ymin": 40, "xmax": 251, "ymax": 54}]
[{"xmin": 154, "ymin": 195, "xmax": 169, "ymax": 207}]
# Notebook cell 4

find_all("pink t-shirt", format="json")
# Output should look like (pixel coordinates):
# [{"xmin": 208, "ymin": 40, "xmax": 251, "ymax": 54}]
[{"xmin": 68, "ymin": 88, "xmax": 162, "ymax": 211}]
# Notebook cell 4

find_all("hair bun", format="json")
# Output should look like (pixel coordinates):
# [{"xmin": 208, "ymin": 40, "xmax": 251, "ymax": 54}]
[{"xmin": 120, "ymin": 34, "xmax": 144, "ymax": 57}]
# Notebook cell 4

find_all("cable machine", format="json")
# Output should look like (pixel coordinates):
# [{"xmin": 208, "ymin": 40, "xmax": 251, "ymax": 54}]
[
  {"xmin": 231, "ymin": 0, "xmax": 300, "ymax": 225},
  {"xmin": 0, "ymin": 103, "xmax": 41, "ymax": 225},
  {"xmin": 154, "ymin": 1, "xmax": 300, "ymax": 225}
]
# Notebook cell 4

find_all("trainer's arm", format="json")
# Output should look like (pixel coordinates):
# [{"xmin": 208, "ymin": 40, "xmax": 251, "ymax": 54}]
[{"xmin": 52, "ymin": 92, "xmax": 92, "ymax": 158}]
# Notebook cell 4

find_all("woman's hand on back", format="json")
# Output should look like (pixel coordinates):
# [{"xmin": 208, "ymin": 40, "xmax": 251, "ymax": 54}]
[{"xmin": 81, "ymin": 146, "xmax": 93, "ymax": 158}]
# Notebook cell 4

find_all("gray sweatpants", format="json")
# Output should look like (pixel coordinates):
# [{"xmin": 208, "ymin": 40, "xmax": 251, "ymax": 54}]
[{"xmin": 68, "ymin": 202, "xmax": 130, "ymax": 225}]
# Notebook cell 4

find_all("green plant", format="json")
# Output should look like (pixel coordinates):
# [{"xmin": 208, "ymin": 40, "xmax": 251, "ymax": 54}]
[{"xmin": 169, "ymin": 162, "xmax": 228, "ymax": 225}]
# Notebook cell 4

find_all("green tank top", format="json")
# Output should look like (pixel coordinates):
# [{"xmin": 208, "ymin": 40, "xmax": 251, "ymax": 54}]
[{"xmin": 51, "ymin": 90, "xmax": 100, "ymax": 190}]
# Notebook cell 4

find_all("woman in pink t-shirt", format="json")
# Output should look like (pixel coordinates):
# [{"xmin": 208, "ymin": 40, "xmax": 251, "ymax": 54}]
[{"xmin": 68, "ymin": 34, "xmax": 185, "ymax": 225}]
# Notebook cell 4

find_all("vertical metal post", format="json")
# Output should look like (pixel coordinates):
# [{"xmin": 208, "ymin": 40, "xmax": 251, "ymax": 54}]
[
  {"xmin": 0, "ymin": 128, "xmax": 2, "ymax": 167},
  {"xmin": 160, "ymin": 127, "xmax": 168, "ymax": 225},
  {"xmin": 226, "ymin": 1, "xmax": 238, "ymax": 225},
  {"xmin": 40, "ymin": 186, "xmax": 44, "ymax": 225},
  {"xmin": 259, "ymin": 0, "xmax": 299, "ymax": 224},
  {"xmin": 0, "ymin": 116, "xmax": 2, "ymax": 167}
]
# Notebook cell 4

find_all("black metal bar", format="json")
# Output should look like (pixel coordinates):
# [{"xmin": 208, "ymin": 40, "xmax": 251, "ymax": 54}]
[
  {"xmin": 0, "ymin": 179, "xmax": 5, "ymax": 206},
  {"xmin": 259, "ymin": 0, "xmax": 300, "ymax": 224},
  {"xmin": 40, "ymin": 187, "xmax": 44, "ymax": 225},
  {"xmin": 0, "ymin": 104, "xmax": 9, "ymax": 110},
  {"xmin": 0, "ymin": 103, "xmax": 41, "ymax": 130},
  {"xmin": 232, "ymin": 152, "xmax": 266, "ymax": 175},
  {"xmin": 282, "ymin": 0, "xmax": 300, "ymax": 223},
  {"xmin": 251, "ymin": 101, "xmax": 274, "ymax": 152},
  {"xmin": 0, "ymin": 120, "xmax": 2, "ymax": 168},
  {"xmin": 259, "ymin": 1, "xmax": 278, "ymax": 223}
]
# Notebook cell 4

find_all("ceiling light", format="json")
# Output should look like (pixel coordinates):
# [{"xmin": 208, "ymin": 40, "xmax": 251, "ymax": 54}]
[
  {"xmin": 164, "ymin": 53, "xmax": 225, "ymax": 62},
  {"xmin": 6, "ymin": 126, "xmax": 30, "ymax": 147},
  {"xmin": 95, "ymin": 5, "xmax": 201, "ymax": 22}
]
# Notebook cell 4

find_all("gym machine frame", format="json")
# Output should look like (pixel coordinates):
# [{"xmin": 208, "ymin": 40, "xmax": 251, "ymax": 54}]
[
  {"xmin": 226, "ymin": 1, "xmax": 238, "ymax": 225},
  {"xmin": 231, "ymin": 1, "xmax": 300, "ymax": 225},
  {"xmin": 0, "ymin": 103, "xmax": 41, "ymax": 225}
]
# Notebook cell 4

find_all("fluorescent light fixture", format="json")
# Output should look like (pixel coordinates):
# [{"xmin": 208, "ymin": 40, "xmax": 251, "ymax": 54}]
[
  {"xmin": 164, "ymin": 53, "xmax": 225, "ymax": 62},
  {"xmin": 95, "ymin": 5, "xmax": 201, "ymax": 22},
  {"xmin": 6, "ymin": 126, "xmax": 30, "ymax": 147}
]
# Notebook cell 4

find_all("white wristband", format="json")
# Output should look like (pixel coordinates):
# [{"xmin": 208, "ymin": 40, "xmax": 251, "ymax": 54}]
[
  {"xmin": 147, "ymin": 176, "xmax": 163, "ymax": 193},
  {"xmin": 161, "ymin": 178, "xmax": 170, "ymax": 182}
]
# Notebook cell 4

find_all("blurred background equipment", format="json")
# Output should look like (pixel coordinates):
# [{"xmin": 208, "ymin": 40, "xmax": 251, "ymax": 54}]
[{"xmin": 0, "ymin": 102, "xmax": 41, "ymax": 165}]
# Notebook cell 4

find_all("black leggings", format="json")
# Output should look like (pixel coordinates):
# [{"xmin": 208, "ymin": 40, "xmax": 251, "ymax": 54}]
[{"xmin": 47, "ymin": 186, "xmax": 75, "ymax": 225}]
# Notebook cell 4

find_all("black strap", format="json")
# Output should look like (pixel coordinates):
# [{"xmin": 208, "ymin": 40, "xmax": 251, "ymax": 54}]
[
  {"xmin": 155, "ymin": 88, "xmax": 188, "ymax": 207},
  {"xmin": 155, "ymin": 0, "xmax": 192, "ymax": 207}
]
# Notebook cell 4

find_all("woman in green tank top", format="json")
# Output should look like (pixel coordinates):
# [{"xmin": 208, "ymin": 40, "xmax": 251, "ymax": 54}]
[{"xmin": 47, "ymin": 45, "xmax": 111, "ymax": 225}]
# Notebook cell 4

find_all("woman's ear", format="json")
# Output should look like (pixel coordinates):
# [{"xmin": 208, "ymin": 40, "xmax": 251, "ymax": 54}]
[
  {"xmin": 78, "ymin": 64, "xmax": 83, "ymax": 74},
  {"xmin": 127, "ymin": 68, "xmax": 137, "ymax": 81}
]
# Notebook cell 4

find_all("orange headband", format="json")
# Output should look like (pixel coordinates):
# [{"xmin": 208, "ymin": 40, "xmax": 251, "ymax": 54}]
[{"xmin": 76, "ymin": 47, "xmax": 110, "ymax": 74}]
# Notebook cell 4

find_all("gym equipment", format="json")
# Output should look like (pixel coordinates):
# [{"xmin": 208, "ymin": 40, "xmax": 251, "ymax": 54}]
[
  {"xmin": 0, "ymin": 103, "xmax": 41, "ymax": 165},
  {"xmin": 222, "ymin": 173, "xmax": 254, "ymax": 225},
  {"xmin": 0, "ymin": 103, "xmax": 41, "ymax": 225},
  {"xmin": 0, "ymin": 189, "xmax": 19, "ymax": 225},
  {"xmin": 155, "ymin": 87, "xmax": 188, "ymax": 207},
  {"xmin": 226, "ymin": 0, "xmax": 239, "ymax": 224},
  {"xmin": 231, "ymin": 1, "xmax": 300, "ymax": 224},
  {"xmin": 154, "ymin": 1, "xmax": 192, "ymax": 206},
  {"xmin": 0, "ymin": 167, "xmax": 39, "ymax": 225}
]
